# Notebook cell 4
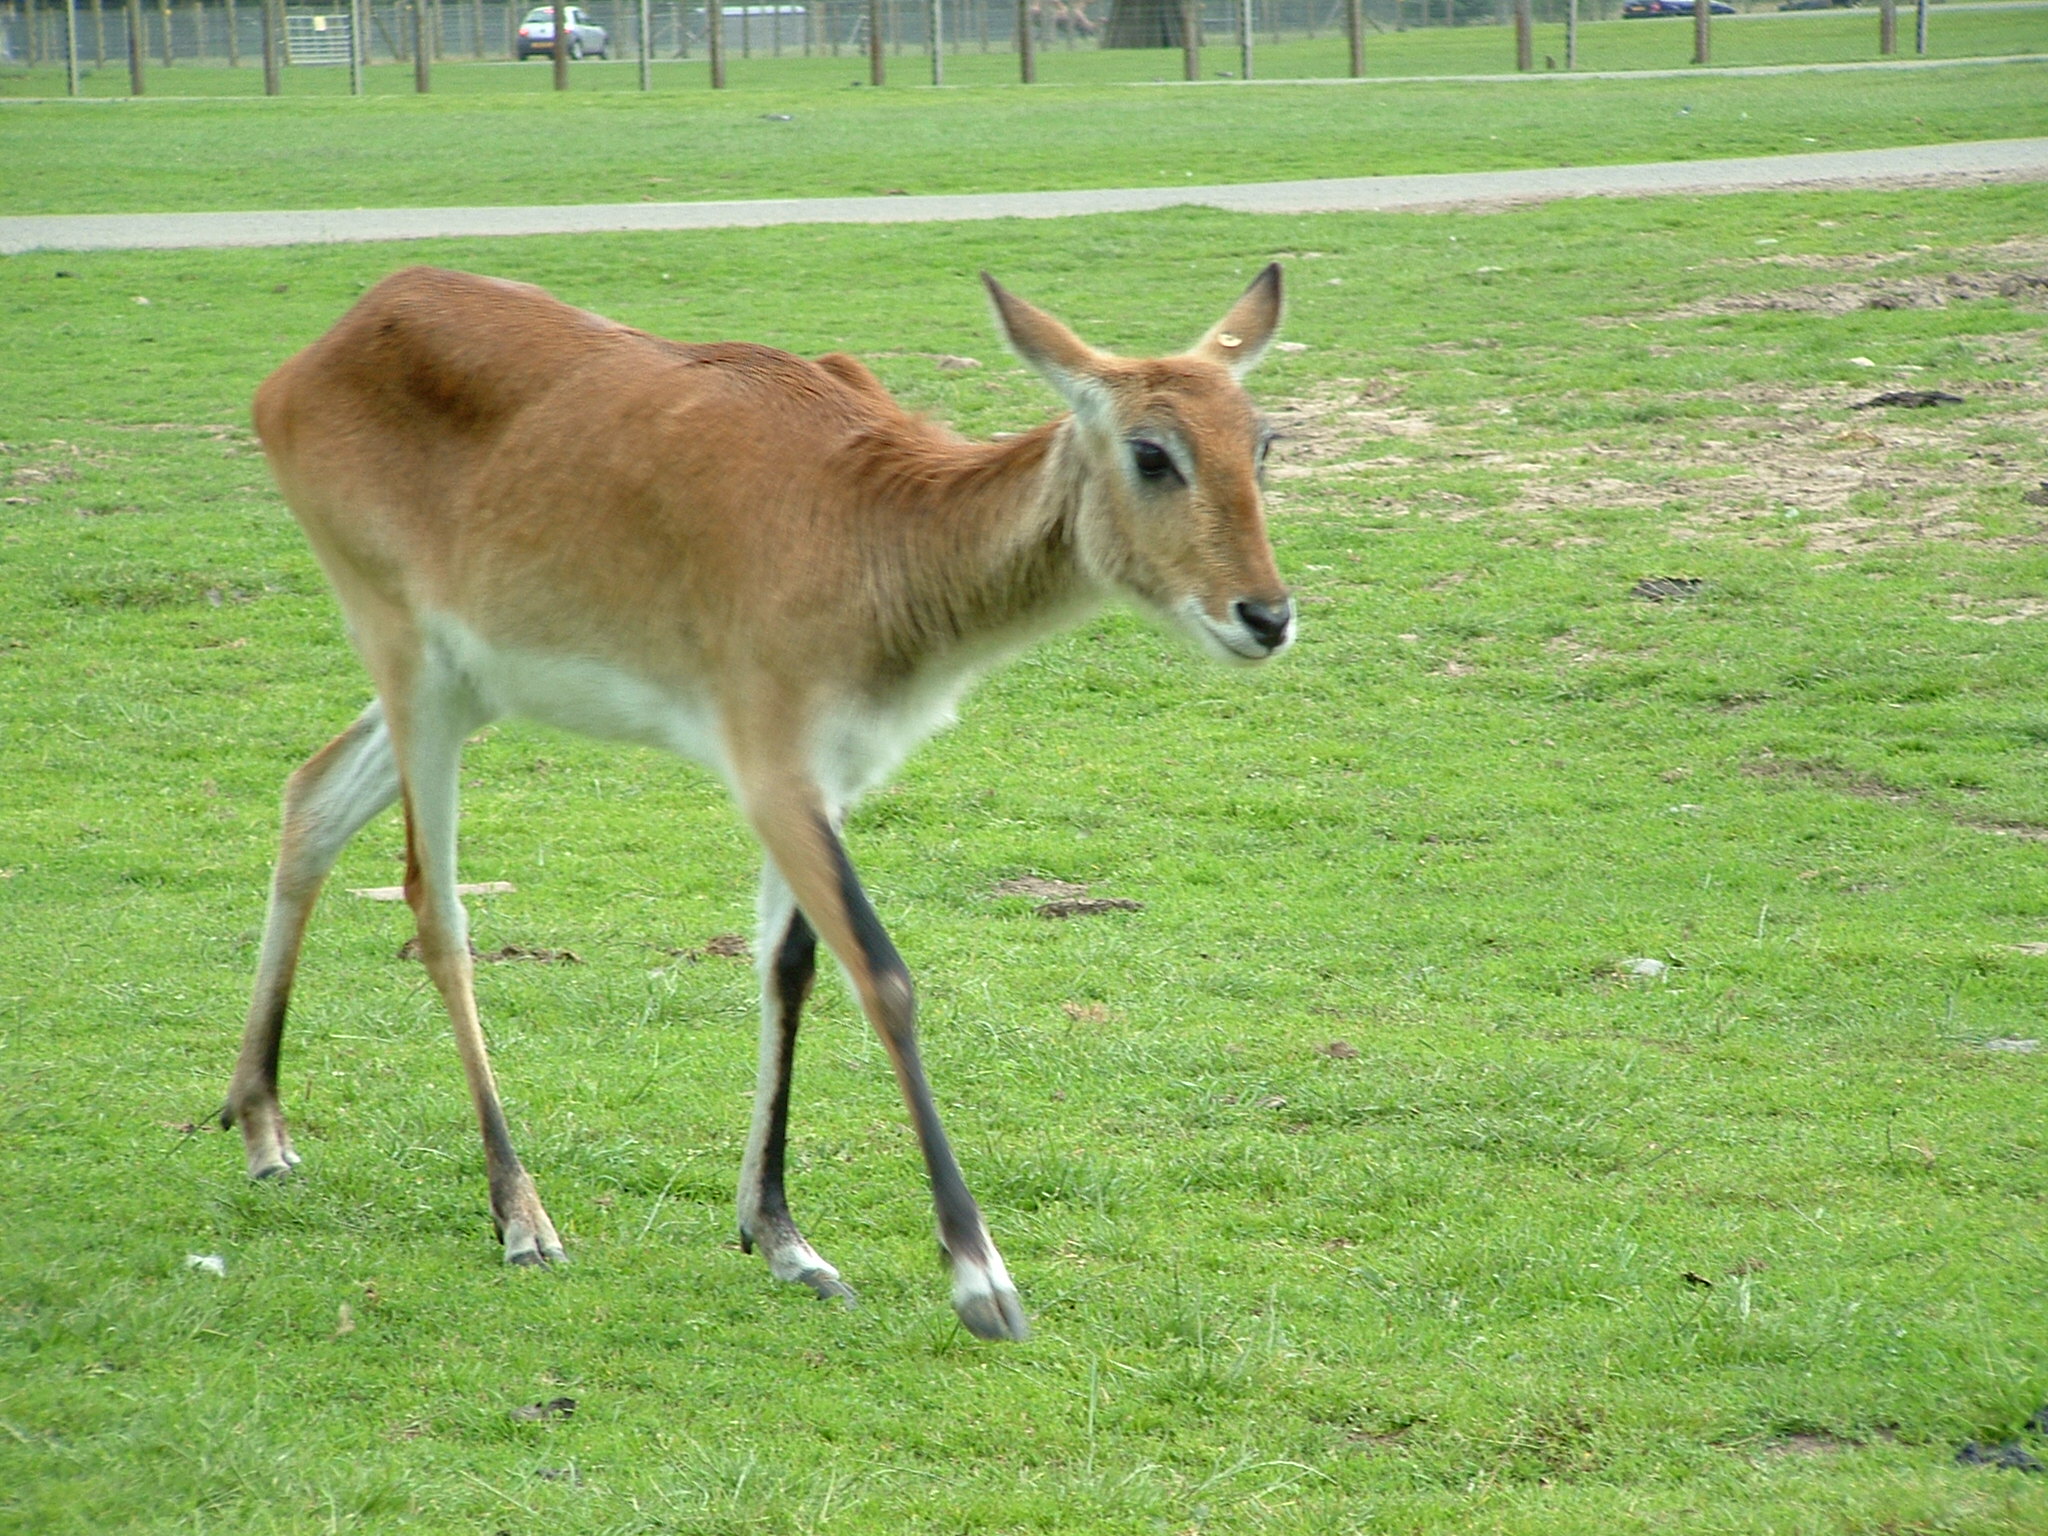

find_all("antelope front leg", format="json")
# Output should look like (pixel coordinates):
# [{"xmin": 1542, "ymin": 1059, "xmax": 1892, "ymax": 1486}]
[
  {"xmin": 735, "ymin": 869, "xmax": 855, "ymax": 1306},
  {"xmin": 388, "ymin": 684, "xmax": 564, "ymax": 1267},
  {"xmin": 744, "ymin": 778, "xmax": 1027, "ymax": 1340}
]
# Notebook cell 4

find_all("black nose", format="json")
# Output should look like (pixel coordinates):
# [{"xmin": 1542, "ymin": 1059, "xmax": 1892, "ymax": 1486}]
[{"xmin": 1234, "ymin": 597, "xmax": 1293, "ymax": 650}]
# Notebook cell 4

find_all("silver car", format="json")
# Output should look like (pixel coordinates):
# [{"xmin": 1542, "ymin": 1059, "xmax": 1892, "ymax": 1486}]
[{"xmin": 515, "ymin": 5, "xmax": 609, "ymax": 58}]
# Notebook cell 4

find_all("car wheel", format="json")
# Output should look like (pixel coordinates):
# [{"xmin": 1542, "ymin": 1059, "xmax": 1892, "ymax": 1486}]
[{"xmin": 569, "ymin": 38, "xmax": 584, "ymax": 58}]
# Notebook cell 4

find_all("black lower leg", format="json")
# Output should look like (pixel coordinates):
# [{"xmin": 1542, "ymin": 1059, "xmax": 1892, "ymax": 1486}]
[
  {"xmin": 750, "ymin": 908, "xmax": 816, "ymax": 1238},
  {"xmin": 817, "ymin": 815, "xmax": 989, "ymax": 1262}
]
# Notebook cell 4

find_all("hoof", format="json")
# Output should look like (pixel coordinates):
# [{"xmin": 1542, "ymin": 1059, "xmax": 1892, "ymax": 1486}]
[
  {"xmin": 499, "ymin": 1200, "xmax": 565, "ymax": 1267},
  {"xmin": 949, "ymin": 1240, "xmax": 1027, "ymax": 1340},
  {"xmin": 798, "ymin": 1269, "xmax": 858, "ymax": 1308},
  {"xmin": 243, "ymin": 1137, "xmax": 300, "ymax": 1181},
  {"xmin": 744, "ymin": 1218, "xmax": 853, "ymax": 1307},
  {"xmin": 953, "ymin": 1283, "xmax": 1030, "ymax": 1342}
]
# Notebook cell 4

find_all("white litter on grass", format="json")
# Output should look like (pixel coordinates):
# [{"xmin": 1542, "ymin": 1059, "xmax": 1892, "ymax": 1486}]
[
  {"xmin": 185, "ymin": 1254, "xmax": 227, "ymax": 1276},
  {"xmin": 1981, "ymin": 1037, "xmax": 2041, "ymax": 1054},
  {"xmin": 346, "ymin": 881, "xmax": 516, "ymax": 901},
  {"xmin": 1624, "ymin": 958, "xmax": 1669, "ymax": 979},
  {"xmin": 1848, "ymin": 356, "xmax": 1877, "ymax": 368}
]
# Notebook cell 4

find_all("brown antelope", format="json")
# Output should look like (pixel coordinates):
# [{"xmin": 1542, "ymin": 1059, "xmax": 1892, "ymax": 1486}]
[{"xmin": 224, "ymin": 263, "xmax": 1292, "ymax": 1341}]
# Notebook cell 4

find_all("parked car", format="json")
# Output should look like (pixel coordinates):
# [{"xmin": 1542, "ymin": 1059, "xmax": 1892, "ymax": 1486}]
[
  {"xmin": 515, "ymin": 6, "xmax": 609, "ymax": 58},
  {"xmin": 1624, "ymin": 0, "xmax": 1734, "ymax": 13}
]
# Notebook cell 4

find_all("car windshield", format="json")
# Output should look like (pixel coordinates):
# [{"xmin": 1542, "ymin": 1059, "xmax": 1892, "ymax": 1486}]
[{"xmin": 523, "ymin": 9, "xmax": 558, "ymax": 22}]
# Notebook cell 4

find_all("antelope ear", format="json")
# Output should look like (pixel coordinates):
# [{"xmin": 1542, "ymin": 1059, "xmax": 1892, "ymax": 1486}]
[
  {"xmin": 1189, "ymin": 263, "xmax": 1284, "ymax": 379},
  {"xmin": 983, "ymin": 273, "xmax": 1114, "ymax": 426}
]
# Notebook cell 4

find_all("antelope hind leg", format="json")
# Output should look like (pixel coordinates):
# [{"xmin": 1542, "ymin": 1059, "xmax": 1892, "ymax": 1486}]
[{"xmin": 224, "ymin": 702, "xmax": 400, "ymax": 1179}]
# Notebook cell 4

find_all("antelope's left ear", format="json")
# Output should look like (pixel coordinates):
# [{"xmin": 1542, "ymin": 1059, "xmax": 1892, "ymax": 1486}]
[{"xmin": 1189, "ymin": 263, "xmax": 1284, "ymax": 379}]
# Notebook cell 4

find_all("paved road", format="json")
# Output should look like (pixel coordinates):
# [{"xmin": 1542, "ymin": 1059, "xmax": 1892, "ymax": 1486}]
[
  {"xmin": 1156, "ymin": 51, "xmax": 2048, "ymax": 87},
  {"xmin": 4, "ymin": 136, "xmax": 2046, "ymax": 255}
]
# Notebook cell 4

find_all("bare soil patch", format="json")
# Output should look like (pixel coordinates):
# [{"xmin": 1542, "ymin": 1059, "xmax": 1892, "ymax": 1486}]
[
  {"xmin": 1668, "ymin": 269, "xmax": 2048, "ymax": 319},
  {"xmin": 1036, "ymin": 897, "xmax": 1144, "ymax": 919},
  {"xmin": 1268, "ymin": 378, "xmax": 1436, "ymax": 480},
  {"xmin": 992, "ymin": 876, "xmax": 1090, "ymax": 900}
]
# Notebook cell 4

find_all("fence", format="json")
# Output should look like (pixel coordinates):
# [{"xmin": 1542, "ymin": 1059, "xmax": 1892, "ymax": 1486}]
[{"xmin": 0, "ymin": 0, "xmax": 1652, "ymax": 70}]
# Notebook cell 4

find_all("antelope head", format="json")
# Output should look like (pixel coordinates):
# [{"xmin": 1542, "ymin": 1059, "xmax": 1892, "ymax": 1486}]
[{"xmin": 984, "ymin": 264, "xmax": 1294, "ymax": 666}]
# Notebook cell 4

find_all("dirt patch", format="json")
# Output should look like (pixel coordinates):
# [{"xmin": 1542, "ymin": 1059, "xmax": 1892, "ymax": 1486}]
[
  {"xmin": 1036, "ymin": 896, "xmax": 1143, "ymax": 919},
  {"xmin": 670, "ymin": 933, "xmax": 751, "ymax": 961},
  {"xmin": 992, "ymin": 876, "xmax": 1089, "ymax": 900},
  {"xmin": 1742, "ymin": 758, "xmax": 1920, "ymax": 805},
  {"xmin": 1268, "ymin": 378, "xmax": 1436, "ymax": 483},
  {"xmin": 1666, "ymin": 268, "xmax": 2048, "ymax": 319},
  {"xmin": 1545, "ymin": 402, "xmax": 2048, "ymax": 552},
  {"xmin": 1947, "ymin": 596, "xmax": 2048, "ymax": 625},
  {"xmin": 481, "ymin": 944, "xmax": 582, "ymax": 965}
]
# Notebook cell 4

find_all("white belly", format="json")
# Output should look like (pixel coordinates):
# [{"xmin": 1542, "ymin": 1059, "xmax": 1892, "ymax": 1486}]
[{"xmin": 424, "ymin": 612, "xmax": 729, "ymax": 774}]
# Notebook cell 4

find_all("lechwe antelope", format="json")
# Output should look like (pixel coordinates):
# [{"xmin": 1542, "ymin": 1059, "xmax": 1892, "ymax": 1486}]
[{"xmin": 224, "ymin": 263, "xmax": 1293, "ymax": 1341}]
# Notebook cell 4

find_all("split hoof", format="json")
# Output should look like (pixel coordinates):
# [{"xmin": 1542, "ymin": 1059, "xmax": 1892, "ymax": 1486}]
[
  {"xmin": 799, "ymin": 1269, "xmax": 858, "ymax": 1307},
  {"xmin": 953, "ymin": 1282, "xmax": 1030, "ymax": 1342},
  {"xmin": 499, "ymin": 1200, "xmax": 565, "ymax": 1268}
]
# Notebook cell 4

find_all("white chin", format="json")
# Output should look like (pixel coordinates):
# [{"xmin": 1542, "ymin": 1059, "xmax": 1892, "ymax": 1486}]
[{"xmin": 1178, "ymin": 599, "xmax": 1284, "ymax": 666}]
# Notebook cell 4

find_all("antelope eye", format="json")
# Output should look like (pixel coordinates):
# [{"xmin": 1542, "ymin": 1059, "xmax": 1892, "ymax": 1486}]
[{"xmin": 1130, "ymin": 439, "xmax": 1178, "ymax": 483}]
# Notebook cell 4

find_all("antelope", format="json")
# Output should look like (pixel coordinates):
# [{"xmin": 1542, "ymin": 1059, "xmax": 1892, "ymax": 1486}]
[{"xmin": 224, "ymin": 263, "xmax": 1293, "ymax": 1341}]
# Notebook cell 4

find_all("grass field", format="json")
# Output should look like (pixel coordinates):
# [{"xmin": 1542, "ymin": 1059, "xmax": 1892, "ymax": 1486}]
[
  {"xmin": 6, "ymin": 154, "xmax": 2048, "ymax": 1530},
  {"xmin": 4, "ymin": 52, "xmax": 2048, "ymax": 216}
]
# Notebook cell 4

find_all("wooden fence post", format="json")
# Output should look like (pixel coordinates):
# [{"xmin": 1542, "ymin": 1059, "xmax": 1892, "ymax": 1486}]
[
  {"xmin": 708, "ymin": 0, "xmax": 724, "ymax": 82},
  {"xmin": 551, "ymin": 0, "xmax": 567, "ymax": 85},
  {"xmin": 868, "ymin": 0, "xmax": 882, "ymax": 79},
  {"xmin": 1236, "ymin": 0, "xmax": 1249, "ymax": 80},
  {"xmin": 348, "ymin": 0, "xmax": 363, "ymax": 90},
  {"xmin": 125, "ymin": 0, "xmax": 144, "ymax": 89},
  {"xmin": 1565, "ymin": 0, "xmax": 1576, "ymax": 68},
  {"xmin": 260, "ymin": 0, "xmax": 278, "ymax": 90},
  {"xmin": 1346, "ymin": 0, "xmax": 1361, "ymax": 76},
  {"xmin": 1914, "ymin": 0, "xmax": 1926, "ymax": 53},
  {"xmin": 1514, "ymin": 0, "xmax": 1530, "ymax": 70},
  {"xmin": 1879, "ymin": 0, "xmax": 1895, "ymax": 54},
  {"xmin": 64, "ymin": 0, "xmax": 79, "ymax": 94},
  {"xmin": 1015, "ymin": 0, "xmax": 1031, "ymax": 80},
  {"xmin": 1182, "ymin": 0, "xmax": 1197, "ymax": 79},
  {"xmin": 415, "ymin": 0, "xmax": 432, "ymax": 87},
  {"xmin": 1692, "ymin": 0, "xmax": 1709, "ymax": 65},
  {"xmin": 927, "ymin": 0, "xmax": 939, "ymax": 81}
]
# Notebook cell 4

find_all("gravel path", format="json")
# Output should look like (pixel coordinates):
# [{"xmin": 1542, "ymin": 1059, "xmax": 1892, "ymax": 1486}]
[{"xmin": 4, "ymin": 136, "xmax": 2045, "ymax": 255}]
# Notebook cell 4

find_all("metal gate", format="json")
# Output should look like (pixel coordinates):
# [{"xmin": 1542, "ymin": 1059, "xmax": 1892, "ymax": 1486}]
[{"xmin": 286, "ymin": 12, "xmax": 356, "ymax": 62}]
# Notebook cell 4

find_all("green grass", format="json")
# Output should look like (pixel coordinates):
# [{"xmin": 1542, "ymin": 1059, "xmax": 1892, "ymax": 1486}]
[
  {"xmin": 3, "ymin": 49, "xmax": 2047, "ymax": 216},
  {"xmin": 5, "ymin": 180, "xmax": 2048, "ymax": 1531}
]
